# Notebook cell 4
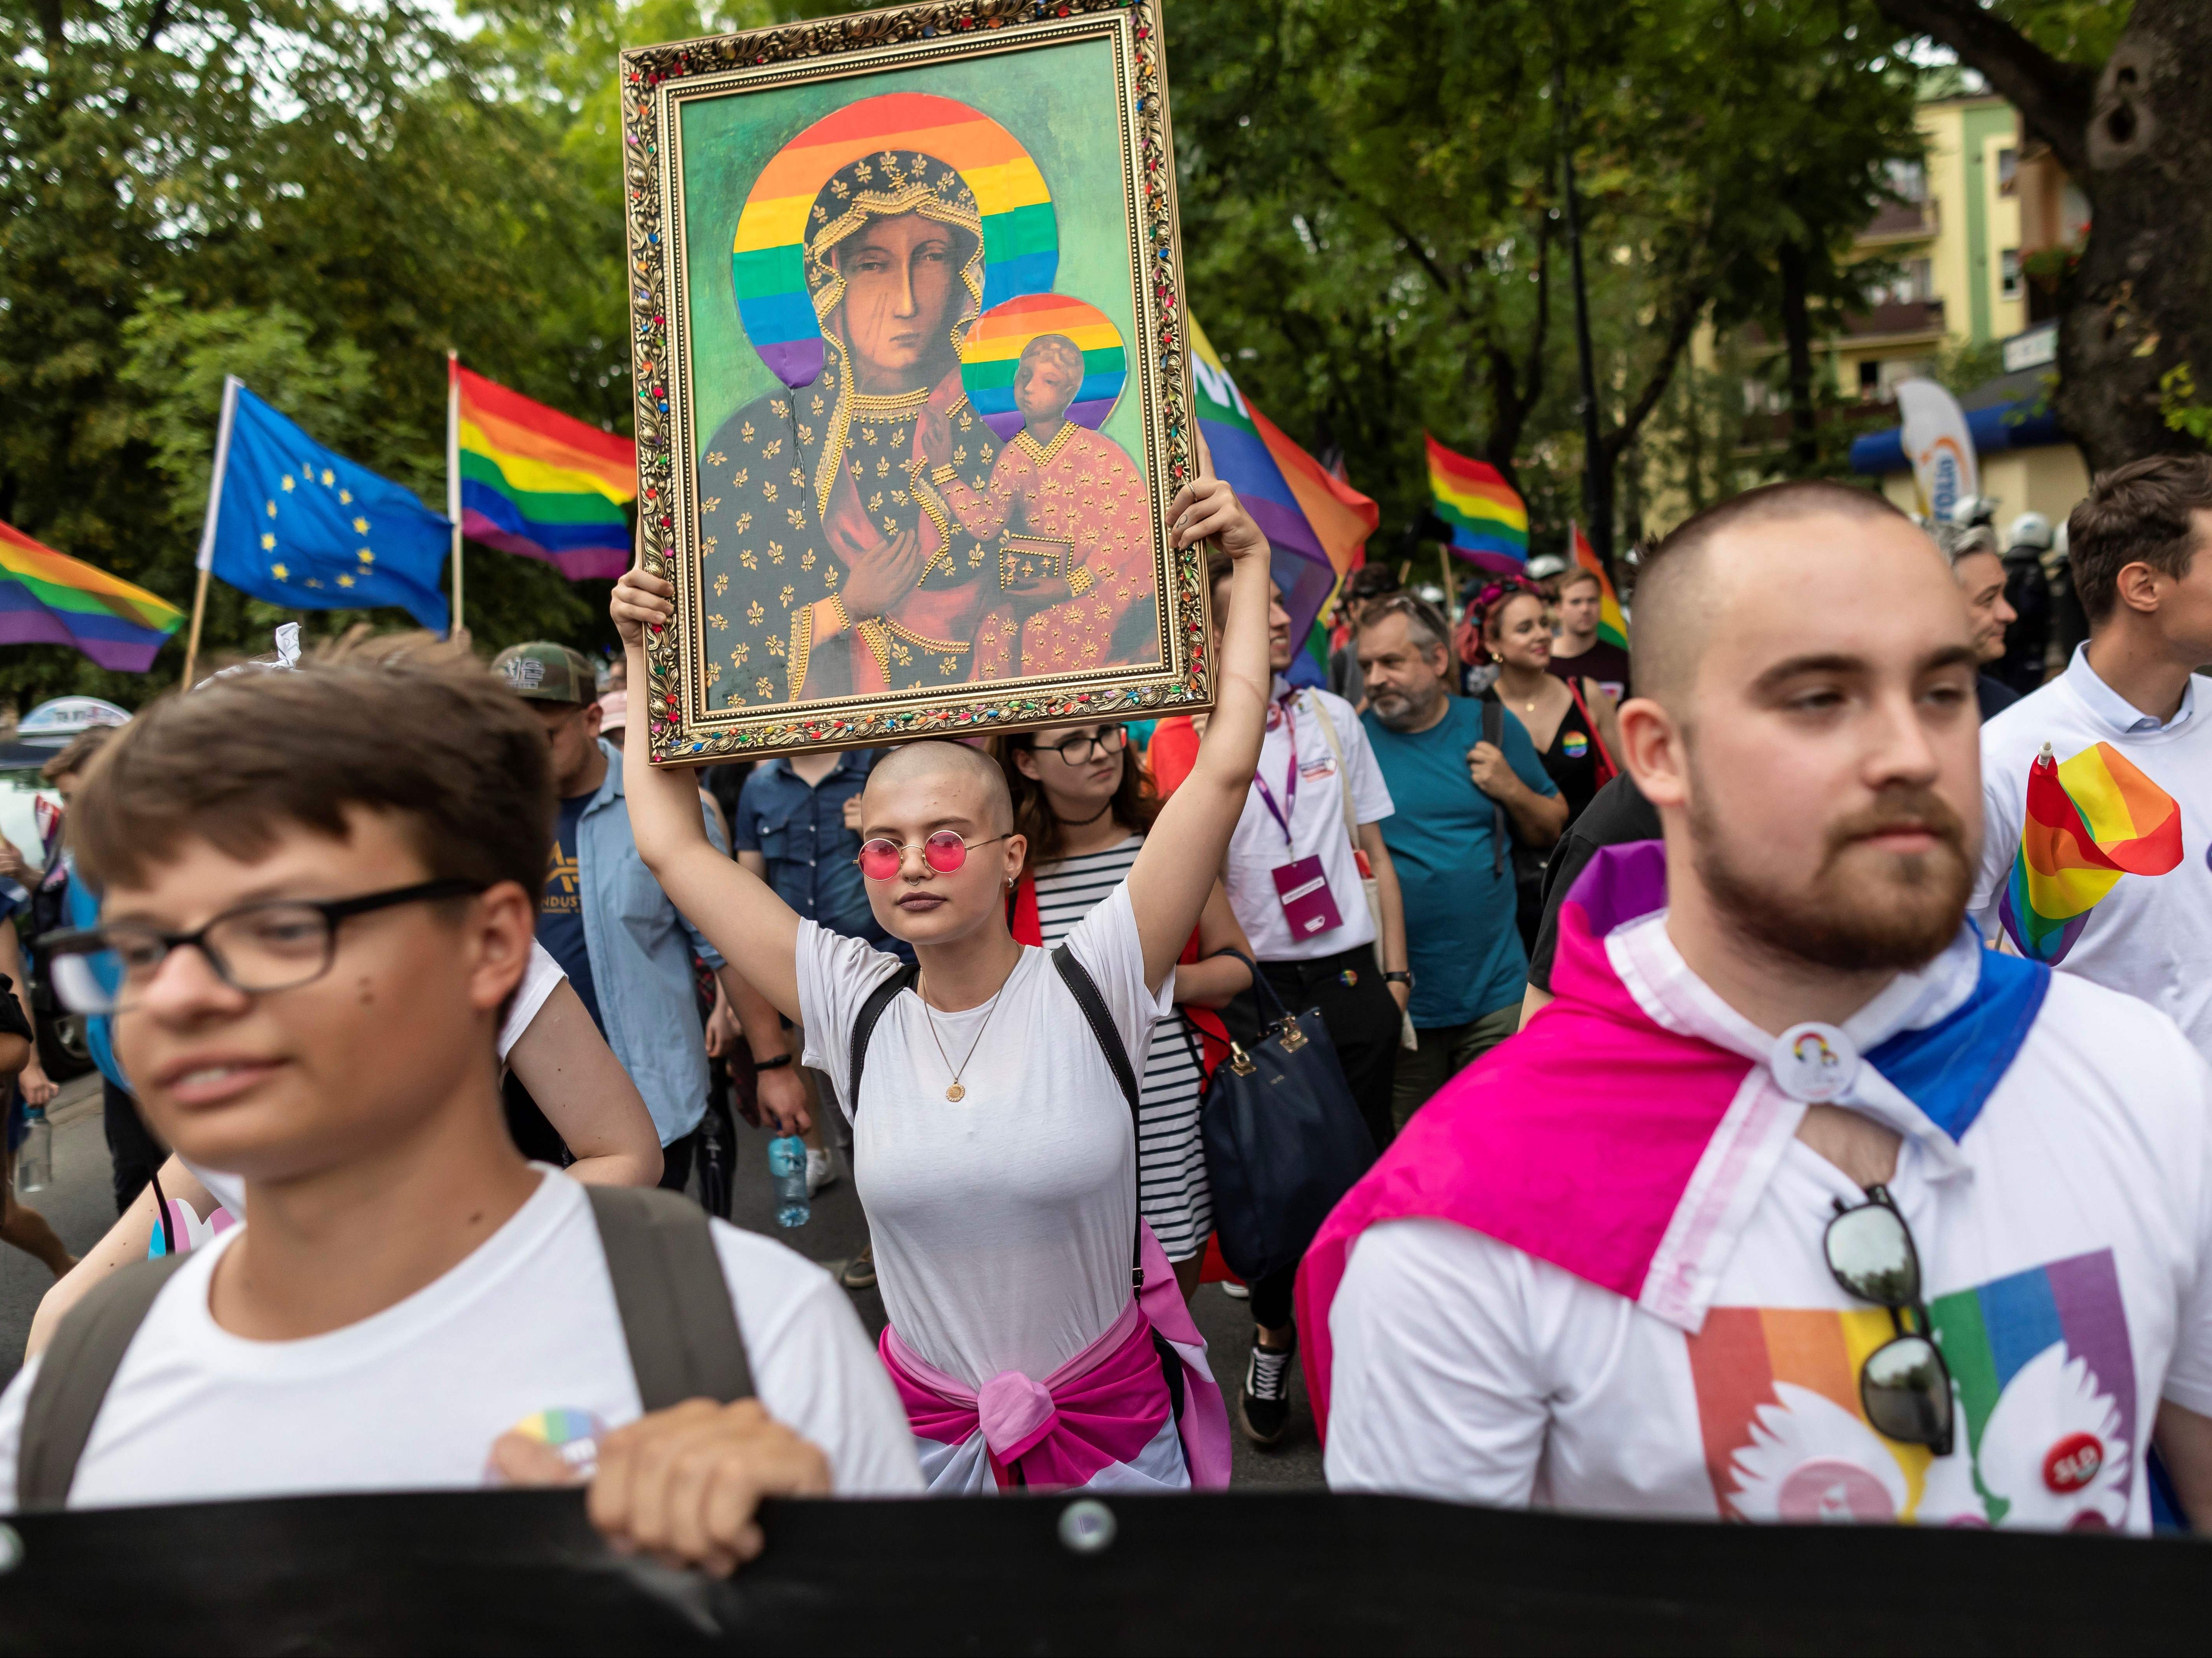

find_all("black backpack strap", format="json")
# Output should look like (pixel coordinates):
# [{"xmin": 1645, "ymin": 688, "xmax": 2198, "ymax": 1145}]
[
  {"xmin": 1480, "ymin": 694, "xmax": 1509, "ymax": 874},
  {"xmin": 18, "ymin": 1252, "xmax": 192, "ymax": 1511},
  {"xmin": 846, "ymin": 960, "xmax": 921, "ymax": 1119},
  {"xmin": 1050, "ymin": 943, "xmax": 1147, "ymax": 1293},
  {"xmin": 585, "ymin": 1185, "xmax": 752, "ymax": 1412}
]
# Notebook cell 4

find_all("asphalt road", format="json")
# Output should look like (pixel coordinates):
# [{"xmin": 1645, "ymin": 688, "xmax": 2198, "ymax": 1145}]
[{"xmin": 0, "ymin": 1081, "xmax": 1327, "ymax": 1489}]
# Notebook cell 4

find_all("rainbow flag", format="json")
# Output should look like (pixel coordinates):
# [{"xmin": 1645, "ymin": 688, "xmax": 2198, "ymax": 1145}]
[
  {"xmin": 0, "ymin": 519, "xmax": 183, "ymax": 673},
  {"xmin": 732, "ymin": 92, "xmax": 1057, "ymax": 390},
  {"xmin": 959, "ymin": 292, "xmax": 1126, "ymax": 441},
  {"xmin": 1189, "ymin": 315, "xmax": 1375, "ymax": 651},
  {"xmin": 1570, "ymin": 522, "xmax": 1628, "ymax": 649},
  {"xmin": 1426, "ymin": 434, "xmax": 1528, "ymax": 573},
  {"xmin": 452, "ymin": 364, "xmax": 635, "ymax": 582},
  {"xmin": 1999, "ymin": 741, "xmax": 2183, "ymax": 964}
]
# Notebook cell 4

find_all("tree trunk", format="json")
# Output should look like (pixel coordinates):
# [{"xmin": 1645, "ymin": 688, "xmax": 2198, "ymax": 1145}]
[
  {"xmin": 1778, "ymin": 240, "xmax": 1819, "ymax": 474},
  {"xmin": 1873, "ymin": 0, "xmax": 2212, "ymax": 473},
  {"xmin": 2053, "ymin": 0, "xmax": 2212, "ymax": 472}
]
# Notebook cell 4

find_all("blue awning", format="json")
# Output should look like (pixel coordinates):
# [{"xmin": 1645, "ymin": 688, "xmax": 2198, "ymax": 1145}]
[{"xmin": 1850, "ymin": 394, "xmax": 2066, "ymax": 476}]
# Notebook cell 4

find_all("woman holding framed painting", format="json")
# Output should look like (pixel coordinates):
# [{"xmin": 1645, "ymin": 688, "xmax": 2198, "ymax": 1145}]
[{"xmin": 613, "ymin": 467, "xmax": 1265, "ymax": 1495}]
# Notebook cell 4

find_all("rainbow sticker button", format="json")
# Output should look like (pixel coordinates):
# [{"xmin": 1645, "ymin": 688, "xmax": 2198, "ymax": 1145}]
[
  {"xmin": 505, "ymin": 1408, "xmax": 606, "ymax": 1476},
  {"xmin": 1560, "ymin": 730, "xmax": 1589, "ymax": 760}
]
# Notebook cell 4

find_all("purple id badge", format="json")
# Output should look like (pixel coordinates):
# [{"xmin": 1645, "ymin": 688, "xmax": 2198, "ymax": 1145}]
[{"xmin": 1272, "ymin": 854, "xmax": 1344, "ymax": 941}]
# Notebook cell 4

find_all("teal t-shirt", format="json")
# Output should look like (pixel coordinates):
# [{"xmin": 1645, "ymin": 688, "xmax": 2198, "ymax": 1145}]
[{"xmin": 1360, "ymin": 697, "xmax": 1557, "ymax": 1027}]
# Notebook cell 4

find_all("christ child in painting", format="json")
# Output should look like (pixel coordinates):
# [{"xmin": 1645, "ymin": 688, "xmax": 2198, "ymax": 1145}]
[{"xmin": 918, "ymin": 334, "xmax": 1157, "ymax": 679}]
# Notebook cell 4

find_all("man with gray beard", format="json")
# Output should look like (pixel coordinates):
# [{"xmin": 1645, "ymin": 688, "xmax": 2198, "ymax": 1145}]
[
  {"xmin": 1356, "ymin": 593, "xmax": 1564, "ymax": 1127},
  {"xmin": 1305, "ymin": 480, "xmax": 2212, "ymax": 1532}
]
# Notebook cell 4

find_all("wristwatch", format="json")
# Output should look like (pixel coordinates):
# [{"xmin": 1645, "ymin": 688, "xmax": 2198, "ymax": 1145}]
[
  {"xmin": 752, "ymin": 1052, "xmax": 795, "ymax": 1072},
  {"xmin": 1383, "ymin": 971, "xmax": 1414, "ymax": 988}
]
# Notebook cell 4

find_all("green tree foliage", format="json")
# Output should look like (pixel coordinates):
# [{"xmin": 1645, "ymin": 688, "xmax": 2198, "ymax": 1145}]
[
  {"xmin": 0, "ymin": 0, "xmax": 657, "ymax": 708},
  {"xmin": 2, "ymin": 0, "xmax": 1943, "ymax": 712},
  {"xmin": 1167, "ymin": 0, "xmax": 1921, "ymax": 562}
]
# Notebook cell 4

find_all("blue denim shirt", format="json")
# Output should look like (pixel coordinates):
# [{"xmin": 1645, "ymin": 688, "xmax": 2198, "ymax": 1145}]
[
  {"xmin": 575, "ymin": 741, "xmax": 727, "ymax": 1145},
  {"xmin": 734, "ymin": 750, "xmax": 886, "ymax": 945}
]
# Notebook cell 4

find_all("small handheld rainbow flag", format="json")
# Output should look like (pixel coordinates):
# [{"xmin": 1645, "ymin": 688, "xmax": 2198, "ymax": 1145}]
[
  {"xmin": 1426, "ymin": 434, "xmax": 1528, "ymax": 573},
  {"xmin": 450, "ymin": 363, "xmax": 635, "ymax": 582},
  {"xmin": 0, "ymin": 519, "xmax": 183, "ymax": 673},
  {"xmin": 1999, "ymin": 740, "xmax": 2182, "ymax": 963},
  {"xmin": 1570, "ymin": 522, "xmax": 1629, "ymax": 650}
]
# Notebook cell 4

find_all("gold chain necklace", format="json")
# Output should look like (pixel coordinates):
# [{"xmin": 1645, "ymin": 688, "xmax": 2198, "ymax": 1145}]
[{"xmin": 916, "ymin": 971, "xmax": 1008, "ymax": 1102}]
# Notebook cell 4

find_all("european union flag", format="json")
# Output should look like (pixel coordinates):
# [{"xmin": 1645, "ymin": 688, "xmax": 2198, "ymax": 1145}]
[{"xmin": 198, "ymin": 378, "xmax": 452, "ymax": 632}]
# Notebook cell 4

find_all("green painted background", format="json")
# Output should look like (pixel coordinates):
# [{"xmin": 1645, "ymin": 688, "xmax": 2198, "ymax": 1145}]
[{"xmin": 674, "ymin": 36, "xmax": 1144, "ymax": 464}]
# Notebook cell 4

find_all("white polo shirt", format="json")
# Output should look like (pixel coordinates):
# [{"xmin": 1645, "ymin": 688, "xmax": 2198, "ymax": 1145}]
[{"xmin": 1221, "ymin": 678, "xmax": 1394, "ymax": 962}]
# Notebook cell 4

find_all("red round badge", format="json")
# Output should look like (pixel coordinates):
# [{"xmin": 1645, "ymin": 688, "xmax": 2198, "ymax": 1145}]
[{"xmin": 2043, "ymin": 1432, "xmax": 2104, "ymax": 1493}]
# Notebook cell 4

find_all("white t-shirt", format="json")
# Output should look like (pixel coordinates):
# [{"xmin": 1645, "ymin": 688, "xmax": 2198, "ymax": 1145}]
[
  {"xmin": 1222, "ymin": 680, "xmax": 1395, "ymax": 961},
  {"xmin": 1325, "ymin": 917, "xmax": 2212, "ymax": 1533},
  {"xmin": 187, "ymin": 941, "xmax": 568, "ymax": 1217},
  {"xmin": 1973, "ymin": 648, "xmax": 2212, "ymax": 1062},
  {"xmin": 798, "ymin": 882, "xmax": 1171, "ymax": 1389},
  {"xmin": 0, "ymin": 1171, "xmax": 921, "ymax": 1509}
]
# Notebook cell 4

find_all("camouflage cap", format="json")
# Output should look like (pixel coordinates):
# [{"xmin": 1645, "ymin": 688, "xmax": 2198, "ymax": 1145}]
[{"xmin": 491, "ymin": 641, "xmax": 599, "ymax": 706}]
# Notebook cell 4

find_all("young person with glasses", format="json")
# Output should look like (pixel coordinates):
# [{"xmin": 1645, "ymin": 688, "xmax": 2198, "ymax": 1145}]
[
  {"xmin": 0, "ymin": 632, "xmax": 919, "ymax": 1555},
  {"xmin": 990, "ymin": 722, "xmax": 1255, "ymax": 1300},
  {"xmin": 610, "ymin": 473, "xmax": 1266, "ymax": 1495},
  {"xmin": 1303, "ymin": 480, "xmax": 2212, "ymax": 1531}
]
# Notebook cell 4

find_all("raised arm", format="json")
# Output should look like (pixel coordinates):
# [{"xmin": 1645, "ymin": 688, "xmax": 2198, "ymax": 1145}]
[
  {"xmin": 1128, "ymin": 476, "xmax": 1271, "ymax": 991},
  {"xmin": 610, "ymin": 564, "xmax": 806, "ymax": 1021}
]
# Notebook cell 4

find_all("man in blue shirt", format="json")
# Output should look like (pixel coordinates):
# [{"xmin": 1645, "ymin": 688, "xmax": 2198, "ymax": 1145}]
[
  {"xmin": 494, "ymin": 642, "xmax": 745, "ymax": 1194},
  {"xmin": 1357, "ymin": 595, "xmax": 1565, "ymax": 1128}
]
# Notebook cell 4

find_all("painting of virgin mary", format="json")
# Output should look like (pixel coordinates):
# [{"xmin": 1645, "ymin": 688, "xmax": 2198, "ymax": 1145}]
[{"xmin": 698, "ymin": 139, "xmax": 1010, "ymax": 708}]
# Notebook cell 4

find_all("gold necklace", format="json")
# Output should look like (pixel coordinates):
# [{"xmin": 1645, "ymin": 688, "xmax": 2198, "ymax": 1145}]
[{"xmin": 916, "ymin": 970, "xmax": 1009, "ymax": 1102}]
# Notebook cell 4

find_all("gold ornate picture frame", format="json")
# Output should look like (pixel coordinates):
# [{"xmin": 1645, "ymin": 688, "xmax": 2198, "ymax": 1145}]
[{"xmin": 620, "ymin": 0, "xmax": 1205, "ymax": 763}]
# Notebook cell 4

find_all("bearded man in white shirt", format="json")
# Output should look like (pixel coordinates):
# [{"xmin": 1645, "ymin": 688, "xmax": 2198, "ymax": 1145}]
[
  {"xmin": 1304, "ymin": 479, "xmax": 2212, "ymax": 1532},
  {"xmin": 1972, "ymin": 454, "xmax": 2212, "ymax": 1061}
]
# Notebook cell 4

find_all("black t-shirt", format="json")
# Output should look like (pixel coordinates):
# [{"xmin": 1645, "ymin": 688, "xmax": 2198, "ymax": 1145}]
[
  {"xmin": 1547, "ymin": 639, "xmax": 1631, "ymax": 702},
  {"xmin": 1526, "ymin": 772, "xmax": 1663, "ymax": 993}
]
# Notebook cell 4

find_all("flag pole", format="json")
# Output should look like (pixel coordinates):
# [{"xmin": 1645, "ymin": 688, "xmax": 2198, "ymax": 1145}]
[
  {"xmin": 184, "ymin": 375, "xmax": 242, "ymax": 689},
  {"xmin": 446, "ymin": 351, "xmax": 464, "ymax": 638}
]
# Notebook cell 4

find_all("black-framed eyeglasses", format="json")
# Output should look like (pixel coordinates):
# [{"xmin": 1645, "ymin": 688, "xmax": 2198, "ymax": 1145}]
[
  {"xmin": 1824, "ymin": 1184, "xmax": 1955, "ymax": 1456},
  {"xmin": 37, "ymin": 878, "xmax": 487, "ymax": 1015},
  {"xmin": 1034, "ymin": 724, "xmax": 1127, "ymax": 764}
]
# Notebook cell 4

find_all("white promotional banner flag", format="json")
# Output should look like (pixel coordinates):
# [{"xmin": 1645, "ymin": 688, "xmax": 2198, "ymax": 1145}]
[{"xmin": 1894, "ymin": 377, "xmax": 1979, "ymax": 523}]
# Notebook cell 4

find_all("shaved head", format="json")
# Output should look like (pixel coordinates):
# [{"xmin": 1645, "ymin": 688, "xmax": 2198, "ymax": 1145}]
[
  {"xmin": 1633, "ymin": 481, "xmax": 1916, "ymax": 713},
  {"xmin": 865, "ymin": 739, "xmax": 1013, "ymax": 834}
]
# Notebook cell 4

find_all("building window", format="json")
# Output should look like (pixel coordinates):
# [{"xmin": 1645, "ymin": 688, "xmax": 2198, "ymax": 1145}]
[
  {"xmin": 1997, "ymin": 147, "xmax": 2018, "ymax": 196},
  {"xmin": 1885, "ymin": 158, "xmax": 1927, "ymax": 203},
  {"xmin": 1908, "ymin": 257, "xmax": 1934, "ymax": 302},
  {"xmin": 1859, "ymin": 360, "xmax": 1882, "ymax": 398},
  {"xmin": 2001, "ymin": 248, "xmax": 2023, "ymax": 301}
]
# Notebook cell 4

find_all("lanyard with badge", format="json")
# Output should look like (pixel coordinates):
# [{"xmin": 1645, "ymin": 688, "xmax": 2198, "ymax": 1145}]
[{"xmin": 1254, "ymin": 692, "xmax": 1345, "ymax": 941}]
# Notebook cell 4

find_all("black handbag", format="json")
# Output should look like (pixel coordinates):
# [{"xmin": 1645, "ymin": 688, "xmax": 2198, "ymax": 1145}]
[{"xmin": 1193, "ymin": 949, "xmax": 1378, "ymax": 1285}]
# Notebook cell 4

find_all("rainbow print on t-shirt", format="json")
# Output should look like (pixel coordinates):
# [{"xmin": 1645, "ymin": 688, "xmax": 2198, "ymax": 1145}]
[
  {"xmin": 1999, "ymin": 741, "xmax": 2182, "ymax": 964},
  {"xmin": 1683, "ymin": 1250, "xmax": 2135, "ymax": 1529}
]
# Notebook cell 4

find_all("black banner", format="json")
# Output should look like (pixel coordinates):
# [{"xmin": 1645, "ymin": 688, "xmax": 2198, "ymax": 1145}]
[{"xmin": 0, "ymin": 1488, "xmax": 2202, "ymax": 1655}]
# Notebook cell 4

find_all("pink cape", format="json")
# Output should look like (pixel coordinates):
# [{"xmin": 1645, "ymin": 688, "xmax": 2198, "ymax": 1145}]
[
  {"xmin": 881, "ymin": 1223, "xmax": 1231, "ymax": 1490},
  {"xmin": 1293, "ymin": 840, "xmax": 2046, "ymax": 1443}
]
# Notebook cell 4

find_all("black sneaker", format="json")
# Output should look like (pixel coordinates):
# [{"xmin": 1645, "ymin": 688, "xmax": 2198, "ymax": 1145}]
[
  {"xmin": 838, "ymin": 1242, "xmax": 876, "ymax": 1291},
  {"xmin": 1239, "ymin": 1338, "xmax": 1295, "ymax": 1447}
]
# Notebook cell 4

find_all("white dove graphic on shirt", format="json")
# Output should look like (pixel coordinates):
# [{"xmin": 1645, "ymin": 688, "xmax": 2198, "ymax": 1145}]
[
  {"xmin": 1969, "ymin": 1342, "xmax": 2130, "ymax": 1531},
  {"xmin": 1726, "ymin": 1383, "xmax": 1908, "ymax": 1523}
]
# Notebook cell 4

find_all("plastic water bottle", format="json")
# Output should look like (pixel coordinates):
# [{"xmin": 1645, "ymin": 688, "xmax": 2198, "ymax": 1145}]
[
  {"xmin": 16, "ymin": 1106, "xmax": 51, "ymax": 1195},
  {"xmin": 767, "ymin": 1134, "xmax": 810, "ymax": 1228}
]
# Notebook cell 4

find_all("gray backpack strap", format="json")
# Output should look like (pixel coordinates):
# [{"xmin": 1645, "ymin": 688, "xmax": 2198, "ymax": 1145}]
[
  {"xmin": 585, "ymin": 1185, "xmax": 753, "ymax": 1412},
  {"xmin": 18, "ymin": 1252, "xmax": 192, "ymax": 1511},
  {"xmin": 1480, "ymin": 695, "xmax": 1509, "ymax": 875}
]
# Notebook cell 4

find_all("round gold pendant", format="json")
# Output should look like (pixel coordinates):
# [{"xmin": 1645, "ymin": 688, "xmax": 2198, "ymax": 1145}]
[{"xmin": 946, "ymin": 1083, "xmax": 967, "ymax": 1102}]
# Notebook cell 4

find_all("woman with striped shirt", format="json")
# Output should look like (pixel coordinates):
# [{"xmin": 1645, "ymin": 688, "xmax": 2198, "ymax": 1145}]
[{"xmin": 994, "ymin": 723, "xmax": 1254, "ymax": 1299}]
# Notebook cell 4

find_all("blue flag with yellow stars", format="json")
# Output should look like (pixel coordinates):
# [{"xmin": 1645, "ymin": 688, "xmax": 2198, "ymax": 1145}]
[{"xmin": 198, "ymin": 378, "xmax": 451, "ymax": 632}]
